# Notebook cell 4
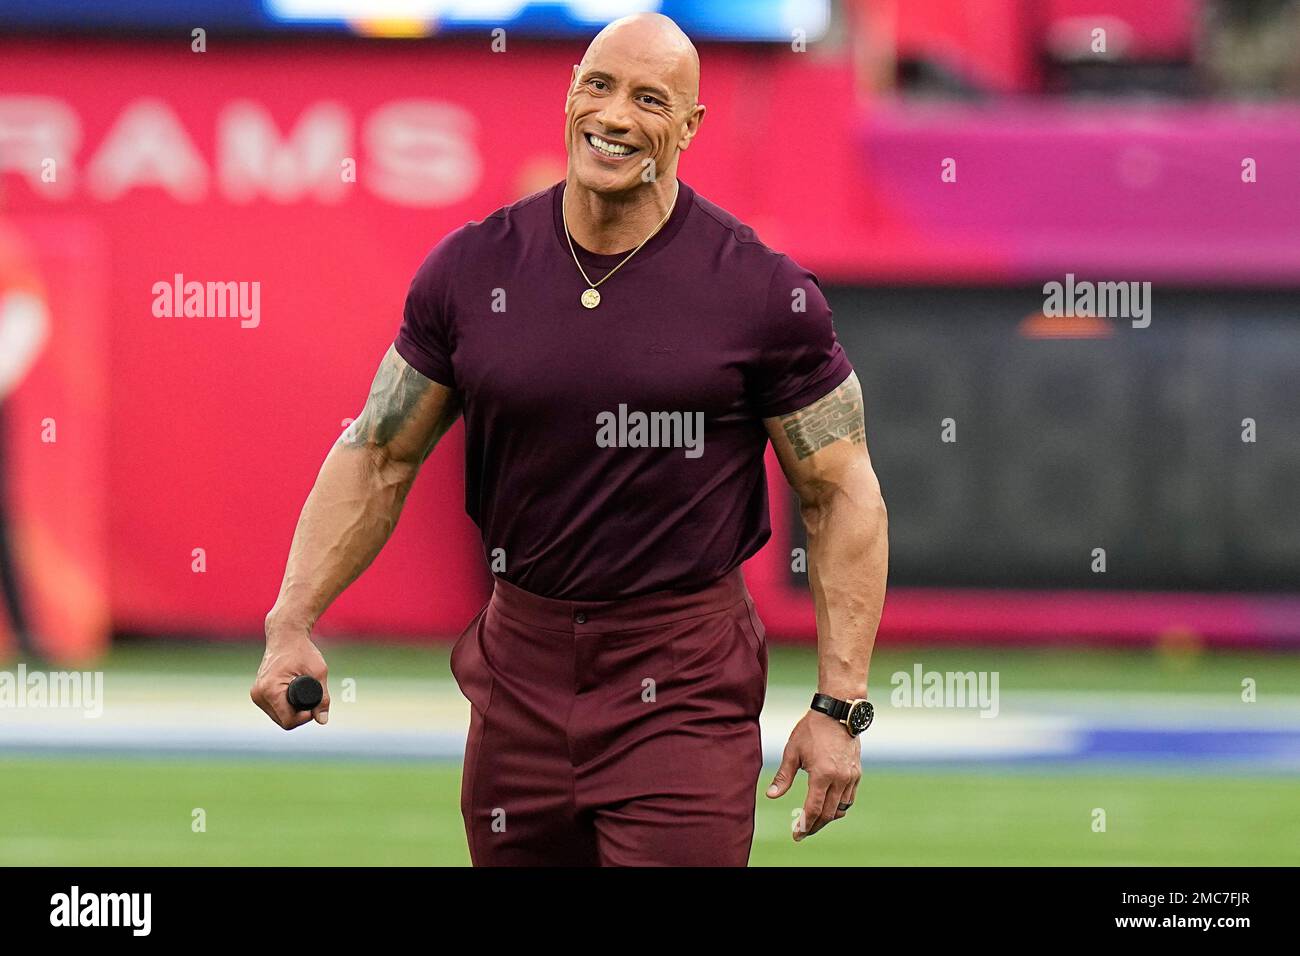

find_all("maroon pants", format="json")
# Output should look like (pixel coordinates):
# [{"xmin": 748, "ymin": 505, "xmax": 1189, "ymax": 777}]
[{"xmin": 449, "ymin": 568, "xmax": 768, "ymax": 866}]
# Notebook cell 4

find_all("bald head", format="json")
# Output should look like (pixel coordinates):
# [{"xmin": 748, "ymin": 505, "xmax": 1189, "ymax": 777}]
[
  {"xmin": 565, "ymin": 13, "xmax": 706, "ymax": 195},
  {"xmin": 581, "ymin": 13, "xmax": 700, "ymax": 108}
]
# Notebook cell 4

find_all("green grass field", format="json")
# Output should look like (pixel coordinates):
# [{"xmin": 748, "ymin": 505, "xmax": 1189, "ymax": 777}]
[
  {"xmin": 4, "ymin": 757, "xmax": 1297, "ymax": 866},
  {"xmin": 2, "ymin": 641, "xmax": 1298, "ymax": 866}
]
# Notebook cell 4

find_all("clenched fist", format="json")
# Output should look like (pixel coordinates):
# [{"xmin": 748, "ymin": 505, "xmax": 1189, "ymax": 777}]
[{"xmin": 251, "ymin": 615, "xmax": 330, "ymax": 730}]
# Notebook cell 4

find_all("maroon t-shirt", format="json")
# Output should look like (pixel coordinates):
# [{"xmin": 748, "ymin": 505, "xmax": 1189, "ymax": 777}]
[{"xmin": 395, "ymin": 180, "xmax": 852, "ymax": 600}]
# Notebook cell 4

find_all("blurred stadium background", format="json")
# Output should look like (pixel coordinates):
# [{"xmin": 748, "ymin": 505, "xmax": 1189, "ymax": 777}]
[{"xmin": 1, "ymin": 0, "xmax": 1298, "ymax": 866}]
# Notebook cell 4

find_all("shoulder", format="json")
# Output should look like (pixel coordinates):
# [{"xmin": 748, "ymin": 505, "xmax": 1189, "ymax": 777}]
[
  {"xmin": 686, "ymin": 187, "xmax": 815, "ymax": 295},
  {"xmin": 688, "ymin": 195, "xmax": 830, "ymax": 340},
  {"xmin": 462, "ymin": 183, "xmax": 556, "ymax": 246},
  {"xmin": 409, "ymin": 183, "xmax": 558, "ymax": 295},
  {"xmin": 689, "ymin": 190, "xmax": 774, "ymax": 258}
]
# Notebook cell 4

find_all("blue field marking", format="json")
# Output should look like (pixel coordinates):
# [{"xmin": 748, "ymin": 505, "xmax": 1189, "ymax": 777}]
[
  {"xmin": 1080, "ymin": 728, "xmax": 1300, "ymax": 764},
  {"xmin": 5, "ymin": 723, "xmax": 1300, "ymax": 771}
]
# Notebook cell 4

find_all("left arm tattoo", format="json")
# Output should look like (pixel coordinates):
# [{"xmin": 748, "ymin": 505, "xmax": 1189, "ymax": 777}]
[{"xmin": 778, "ymin": 375, "xmax": 866, "ymax": 460}]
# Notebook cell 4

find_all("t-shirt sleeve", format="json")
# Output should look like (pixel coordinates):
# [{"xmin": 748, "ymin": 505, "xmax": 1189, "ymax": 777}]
[
  {"xmin": 394, "ymin": 230, "xmax": 462, "ymax": 389},
  {"xmin": 749, "ymin": 254, "xmax": 854, "ymax": 419}
]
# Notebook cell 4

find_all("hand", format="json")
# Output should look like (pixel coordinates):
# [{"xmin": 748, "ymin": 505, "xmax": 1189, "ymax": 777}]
[
  {"xmin": 766, "ymin": 709, "xmax": 862, "ymax": 841},
  {"xmin": 251, "ymin": 614, "xmax": 331, "ymax": 730}
]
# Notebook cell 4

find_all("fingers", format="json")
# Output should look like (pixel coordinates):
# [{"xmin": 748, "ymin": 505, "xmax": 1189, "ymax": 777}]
[
  {"xmin": 773, "ymin": 718, "xmax": 862, "ymax": 841},
  {"xmin": 250, "ymin": 646, "xmax": 329, "ymax": 731},
  {"xmin": 836, "ymin": 777, "xmax": 859, "ymax": 821},
  {"xmin": 795, "ymin": 773, "xmax": 831, "ymax": 842},
  {"xmin": 796, "ymin": 761, "xmax": 862, "ymax": 840},
  {"xmin": 311, "ymin": 681, "xmax": 331, "ymax": 725},
  {"xmin": 766, "ymin": 740, "xmax": 801, "ymax": 799},
  {"xmin": 251, "ymin": 681, "xmax": 315, "ymax": 730},
  {"xmin": 809, "ymin": 779, "xmax": 850, "ymax": 839},
  {"xmin": 278, "ymin": 695, "xmax": 316, "ymax": 730}
]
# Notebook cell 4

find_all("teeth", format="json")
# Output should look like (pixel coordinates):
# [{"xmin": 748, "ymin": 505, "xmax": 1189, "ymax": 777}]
[{"xmin": 589, "ymin": 134, "xmax": 633, "ymax": 156}]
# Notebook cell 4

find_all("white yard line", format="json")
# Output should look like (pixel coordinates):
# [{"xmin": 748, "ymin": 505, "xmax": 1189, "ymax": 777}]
[{"xmin": 2, "ymin": 673, "xmax": 1297, "ymax": 765}]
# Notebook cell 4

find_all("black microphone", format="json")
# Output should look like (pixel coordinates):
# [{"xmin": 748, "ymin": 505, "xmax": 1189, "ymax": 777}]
[{"xmin": 286, "ymin": 675, "xmax": 324, "ymax": 712}]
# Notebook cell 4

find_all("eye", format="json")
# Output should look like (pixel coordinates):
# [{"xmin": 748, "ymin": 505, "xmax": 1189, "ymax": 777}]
[
  {"xmin": 588, "ymin": 78, "xmax": 608, "ymax": 92},
  {"xmin": 638, "ymin": 95, "xmax": 663, "ymax": 106}
]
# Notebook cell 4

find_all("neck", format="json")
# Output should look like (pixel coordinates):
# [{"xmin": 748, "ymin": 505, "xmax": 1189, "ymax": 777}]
[{"xmin": 563, "ymin": 176, "xmax": 679, "ymax": 254}]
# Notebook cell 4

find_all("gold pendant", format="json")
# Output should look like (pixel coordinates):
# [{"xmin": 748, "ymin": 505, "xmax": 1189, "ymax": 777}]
[{"xmin": 581, "ymin": 288, "xmax": 601, "ymax": 309}]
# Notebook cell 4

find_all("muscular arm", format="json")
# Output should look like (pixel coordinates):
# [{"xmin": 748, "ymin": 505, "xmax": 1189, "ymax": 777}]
[
  {"xmin": 763, "ymin": 371, "xmax": 888, "ymax": 838},
  {"xmin": 269, "ymin": 345, "xmax": 460, "ymax": 632},
  {"xmin": 269, "ymin": 348, "xmax": 462, "ymax": 632},
  {"xmin": 254, "ymin": 346, "xmax": 460, "ymax": 728},
  {"xmin": 765, "ymin": 371, "xmax": 887, "ymax": 697}
]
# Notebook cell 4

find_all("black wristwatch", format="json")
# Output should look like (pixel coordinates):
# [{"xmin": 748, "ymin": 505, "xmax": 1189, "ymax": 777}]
[{"xmin": 810, "ymin": 693, "xmax": 874, "ymax": 736}]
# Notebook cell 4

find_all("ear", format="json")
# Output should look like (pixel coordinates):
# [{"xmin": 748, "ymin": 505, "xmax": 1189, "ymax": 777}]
[
  {"xmin": 568, "ymin": 64, "xmax": 580, "ymax": 99},
  {"xmin": 677, "ymin": 103, "xmax": 706, "ymax": 151}
]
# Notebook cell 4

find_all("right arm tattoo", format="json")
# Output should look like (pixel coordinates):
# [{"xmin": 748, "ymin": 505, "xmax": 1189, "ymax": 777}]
[
  {"xmin": 342, "ymin": 347, "xmax": 436, "ymax": 448},
  {"xmin": 339, "ymin": 346, "xmax": 461, "ymax": 467}
]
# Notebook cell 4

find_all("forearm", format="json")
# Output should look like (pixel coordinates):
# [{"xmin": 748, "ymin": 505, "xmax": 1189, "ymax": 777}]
[
  {"xmin": 267, "ymin": 439, "xmax": 419, "ymax": 635},
  {"xmin": 265, "ymin": 345, "xmax": 458, "ymax": 638},
  {"xmin": 803, "ymin": 473, "xmax": 888, "ymax": 699}
]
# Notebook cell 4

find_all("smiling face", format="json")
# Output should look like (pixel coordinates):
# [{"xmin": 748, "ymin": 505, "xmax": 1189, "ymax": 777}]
[{"xmin": 565, "ymin": 14, "xmax": 704, "ymax": 196}]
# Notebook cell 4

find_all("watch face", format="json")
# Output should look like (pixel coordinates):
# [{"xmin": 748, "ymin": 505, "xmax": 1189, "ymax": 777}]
[{"xmin": 848, "ymin": 700, "xmax": 874, "ymax": 735}]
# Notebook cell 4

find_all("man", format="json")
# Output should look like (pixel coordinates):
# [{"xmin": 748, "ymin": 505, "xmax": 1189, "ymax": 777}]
[
  {"xmin": 253, "ymin": 13, "xmax": 888, "ymax": 866},
  {"xmin": 0, "ymin": 211, "xmax": 49, "ymax": 659}
]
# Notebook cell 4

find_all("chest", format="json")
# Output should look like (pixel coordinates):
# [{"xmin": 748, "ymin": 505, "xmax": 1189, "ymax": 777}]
[{"xmin": 450, "ymin": 258, "xmax": 756, "ymax": 419}]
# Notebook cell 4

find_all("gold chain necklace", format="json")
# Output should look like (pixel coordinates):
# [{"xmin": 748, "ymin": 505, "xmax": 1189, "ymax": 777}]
[{"xmin": 562, "ymin": 182, "xmax": 679, "ymax": 309}]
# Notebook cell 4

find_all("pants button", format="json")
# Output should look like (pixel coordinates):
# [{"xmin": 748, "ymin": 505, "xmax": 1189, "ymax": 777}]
[{"xmin": 573, "ymin": 611, "xmax": 587, "ymax": 624}]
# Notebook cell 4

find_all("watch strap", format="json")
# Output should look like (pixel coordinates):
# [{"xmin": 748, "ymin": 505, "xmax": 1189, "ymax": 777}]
[{"xmin": 810, "ymin": 692, "xmax": 852, "ymax": 721}]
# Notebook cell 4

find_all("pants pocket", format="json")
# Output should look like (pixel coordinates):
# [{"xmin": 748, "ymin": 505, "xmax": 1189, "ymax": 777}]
[
  {"xmin": 449, "ymin": 603, "xmax": 494, "ymax": 716},
  {"xmin": 731, "ymin": 599, "xmax": 769, "ymax": 716},
  {"xmin": 737, "ymin": 597, "xmax": 768, "ymax": 681}
]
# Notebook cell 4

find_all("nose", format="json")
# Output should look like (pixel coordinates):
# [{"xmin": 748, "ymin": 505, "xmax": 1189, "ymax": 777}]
[{"xmin": 594, "ymin": 93, "xmax": 636, "ymax": 135}]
